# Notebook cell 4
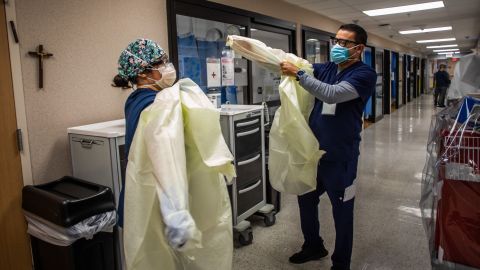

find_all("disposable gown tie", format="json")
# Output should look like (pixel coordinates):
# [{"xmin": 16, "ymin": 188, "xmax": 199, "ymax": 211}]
[
  {"xmin": 227, "ymin": 35, "xmax": 325, "ymax": 195},
  {"xmin": 123, "ymin": 78, "xmax": 236, "ymax": 270}
]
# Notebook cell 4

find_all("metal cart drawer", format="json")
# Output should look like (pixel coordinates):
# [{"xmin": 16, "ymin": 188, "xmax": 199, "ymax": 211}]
[
  {"xmin": 237, "ymin": 179, "xmax": 263, "ymax": 216},
  {"xmin": 235, "ymin": 117, "xmax": 261, "ymax": 130},
  {"xmin": 236, "ymin": 152, "xmax": 262, "ymax": 187},
  {"xmin": 235, "ymin": 126, "xmax": 261, "ymax": 159}
]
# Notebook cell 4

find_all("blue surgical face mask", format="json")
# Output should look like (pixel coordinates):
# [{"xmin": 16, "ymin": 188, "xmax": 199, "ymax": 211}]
[
  {"xmin": 330, "ymin": 44, "xmax": 360, "ymax": 65},
  {"xmin": 330, "ymin": 44, "xmax": 349, "ymax": 64}
]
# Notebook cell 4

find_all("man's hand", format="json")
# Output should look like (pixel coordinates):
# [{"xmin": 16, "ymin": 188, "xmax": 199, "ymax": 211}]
[{"xmin": 280, "ymin": 61, "xmax": 299, "ymax": 77}]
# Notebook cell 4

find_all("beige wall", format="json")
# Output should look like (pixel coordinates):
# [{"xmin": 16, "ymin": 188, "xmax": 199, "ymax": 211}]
[
  {"xmin": 211, "ymin": 0, "xmax": 421, "ymax": 56},
  {"xmin": 14, "ymin": 0, "xmax": 168, "ymax": 183},
  {"xmin": 13, "ymin": 0, "xmax": 422, "ymax": 184}
]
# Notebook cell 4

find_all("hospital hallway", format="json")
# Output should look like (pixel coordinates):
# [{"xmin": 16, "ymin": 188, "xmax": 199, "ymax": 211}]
[
  {"xmin": 4, "ymin": 0, "xmax": 480, "ymax": 269},
  {"xmin": 233, "ymin": 94, "xmax": 436, "ymax": 270}
]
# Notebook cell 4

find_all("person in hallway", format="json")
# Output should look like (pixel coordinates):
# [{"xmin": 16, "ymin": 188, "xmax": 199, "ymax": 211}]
[
  {"xmin": 433, "ymin": 64, "xmax": 451, "ymax": 107},
  {"xmin": 113, "ymin": 38, "xmax": 235, "ymax": 270},
  {"xmin": 112, "ymin": 38, "xmax": 177, "ymax": 227},
  {"xmin": 280, "ymin": 24, "xmax": 376, "ymax": 270}
]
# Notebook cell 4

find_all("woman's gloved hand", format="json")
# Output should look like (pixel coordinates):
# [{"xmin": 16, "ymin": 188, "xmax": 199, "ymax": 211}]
[{"xmin": 164, "ymin": 210, "xmax": 202, "ymax": 250}]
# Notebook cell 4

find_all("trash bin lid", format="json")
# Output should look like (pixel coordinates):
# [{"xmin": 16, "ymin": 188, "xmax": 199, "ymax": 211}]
[{"xmin": 22, "ymin": 176, "xmax": 115, "ymax": 227}]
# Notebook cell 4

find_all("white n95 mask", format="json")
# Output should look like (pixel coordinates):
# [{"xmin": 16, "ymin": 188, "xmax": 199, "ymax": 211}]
[
  {"xmin": 156, "ymin": 63, "xmax": 177, "ymax": 89},
  {"xmin": 147, "ymin": 63, "xmax": 177, "ymax": 90}
]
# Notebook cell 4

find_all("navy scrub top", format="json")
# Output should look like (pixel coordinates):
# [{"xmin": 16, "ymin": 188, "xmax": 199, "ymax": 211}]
[{"xmin": 309, "ymin": 61, "xmax": 377, "ymax": 162}]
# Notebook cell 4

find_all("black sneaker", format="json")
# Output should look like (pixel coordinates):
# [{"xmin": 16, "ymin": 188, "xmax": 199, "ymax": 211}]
[{"xmin": 289, "ymin": 244, "xmax": 329, "ymax": 264}]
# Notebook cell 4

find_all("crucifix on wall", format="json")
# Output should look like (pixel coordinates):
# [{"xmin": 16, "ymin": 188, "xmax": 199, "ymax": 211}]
[{"xmin": 28, "ymin": 44, "xmax": 53, "ymax": 89}]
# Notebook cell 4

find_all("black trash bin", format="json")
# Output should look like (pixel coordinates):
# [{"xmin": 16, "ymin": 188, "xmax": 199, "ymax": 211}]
[{"xmin": 22, "ymin": 176, "xmax": 116, "ymax": 270}]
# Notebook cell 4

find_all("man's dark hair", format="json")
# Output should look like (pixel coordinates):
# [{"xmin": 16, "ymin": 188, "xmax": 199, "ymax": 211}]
[
  {"xmin": 439, "ymin": 64, "xmax": 446, "ymax": 69},
  {"xmin": 339, "ymin": 24, "xmax": 368, "ymax": 45}
]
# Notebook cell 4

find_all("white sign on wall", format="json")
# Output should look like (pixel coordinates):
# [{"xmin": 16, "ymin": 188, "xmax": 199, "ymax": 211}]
[
  {"xmin": 206, "ymin": 58, "xmax": 221, "ymax": 88},
  {"xmin": 221, "ymin": 57, "xmax": 235, "ymax": 86}
]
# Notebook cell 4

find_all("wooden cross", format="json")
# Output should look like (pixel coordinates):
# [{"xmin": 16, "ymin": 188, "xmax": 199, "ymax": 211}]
[{"xmin": 28, "ymin": 45, "xmax": 53, "ymax": 89}]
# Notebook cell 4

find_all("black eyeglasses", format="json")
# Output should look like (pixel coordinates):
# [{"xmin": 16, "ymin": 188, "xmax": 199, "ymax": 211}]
[{"xmin": 330, "ymin": 38, "xmax": 358, "ymax": 47}]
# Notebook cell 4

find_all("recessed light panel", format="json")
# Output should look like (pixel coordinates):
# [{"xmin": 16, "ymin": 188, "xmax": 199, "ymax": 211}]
[{"xmin": 363, "ymin": 1, "xmax": 444, "ymax": 16}]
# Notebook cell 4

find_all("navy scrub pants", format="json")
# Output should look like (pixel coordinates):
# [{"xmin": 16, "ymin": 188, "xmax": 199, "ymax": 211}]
[{"xmin": 298, "ymin": 158, "xmax": 358, "ymax": 269}]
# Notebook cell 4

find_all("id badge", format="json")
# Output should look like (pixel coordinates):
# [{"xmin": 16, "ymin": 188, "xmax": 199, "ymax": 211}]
[
  {"xmin": 343, "ymin": 180, "xmax": 356, "ymax": 202},
  {"xmin": 322, "ymin": 103, "xmax": 336, "ymax": 115}
]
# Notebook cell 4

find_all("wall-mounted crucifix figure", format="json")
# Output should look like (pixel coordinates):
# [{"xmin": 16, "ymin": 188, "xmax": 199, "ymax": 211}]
[{"xmin": 28, "ymin": 44, "xmax": 53, "ymax": 89}]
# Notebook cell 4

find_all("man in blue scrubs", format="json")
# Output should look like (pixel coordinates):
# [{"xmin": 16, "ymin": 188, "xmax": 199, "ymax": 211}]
[{"xmin": 280, "ymin": 24, "xmax": 377, "ymax": 270}]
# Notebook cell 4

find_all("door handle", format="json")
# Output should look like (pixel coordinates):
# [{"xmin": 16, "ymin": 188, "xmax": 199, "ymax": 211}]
[{"xmin": 80, "ymin": 139, "xmax": 94, "ymax": 148}]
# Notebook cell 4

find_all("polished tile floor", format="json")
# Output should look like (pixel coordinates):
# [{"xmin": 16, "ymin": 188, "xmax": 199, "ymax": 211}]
[{"xmin": 233, "ymin": 95, "xmax": 436, "ymax": 270}]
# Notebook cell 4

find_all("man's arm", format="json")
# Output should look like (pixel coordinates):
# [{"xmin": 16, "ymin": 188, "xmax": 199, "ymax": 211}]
[{"xmin": 298, "ymin": 73, "xmax": 359, "ymax": 104}]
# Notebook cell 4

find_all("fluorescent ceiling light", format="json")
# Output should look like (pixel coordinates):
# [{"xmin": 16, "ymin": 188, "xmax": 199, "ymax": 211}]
[
  {"xmin": 426, "ymin": 44, "xmax": 457, "ymax": 48},
  {"xmin": 433, "ymin": 48, "xmax": 459, "ymax": 52},
  {"xmin": 437, "ymin": 52, "xmax": 459, "ymax": 54},
  {"xmin": 307, "ymin": 38, "xmax": 319, "ymax": 42},
  {"xmin": 399, "ymin": 26, "xmax": 451, "ymax": 34},
  {"xmin": 440, "ymin": 54, "xmax": 457, "ymax": 58},
  {"xmin": 363, "ymin": 1, "xmax": 444, "ymax": 16},
  {"xmin": 416, "ymin": 38, "xmax": 456, "ymax": 43}
]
